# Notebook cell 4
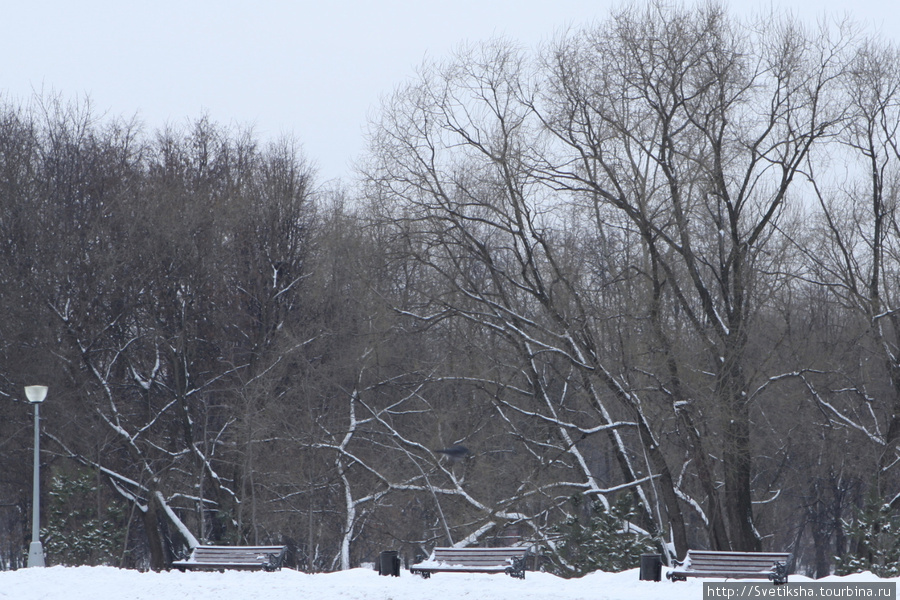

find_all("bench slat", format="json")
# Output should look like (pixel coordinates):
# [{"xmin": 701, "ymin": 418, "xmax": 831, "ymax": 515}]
[{"xmin": 689, "ymin": 560, "xmax": 785, "ymax": 569}]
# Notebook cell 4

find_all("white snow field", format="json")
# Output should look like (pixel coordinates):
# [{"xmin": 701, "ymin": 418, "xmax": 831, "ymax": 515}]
[{"xmin": 0, "ymin": 565, "xmax": 892, "ymax": 600}]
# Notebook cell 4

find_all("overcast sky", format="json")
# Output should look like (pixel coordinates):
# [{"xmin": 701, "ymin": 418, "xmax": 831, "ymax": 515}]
[{"xmin": 3, "ymin": 1, "xmax": 898, "ymax": 183}]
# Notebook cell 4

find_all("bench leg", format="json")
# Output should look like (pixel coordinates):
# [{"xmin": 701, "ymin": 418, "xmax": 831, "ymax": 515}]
[
  {"xmin": 505, "ymin": 556, "xmax": 527, "ymax": 579},
  {"xmin": 769, "ymin": 562, "xmax": 788, "ymax": 585}
]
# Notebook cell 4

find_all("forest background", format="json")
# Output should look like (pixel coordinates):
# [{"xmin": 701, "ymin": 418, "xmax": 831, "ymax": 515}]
[{"xmin": 3, "ymin": 2, "xmax": 900, "ymax": 579}]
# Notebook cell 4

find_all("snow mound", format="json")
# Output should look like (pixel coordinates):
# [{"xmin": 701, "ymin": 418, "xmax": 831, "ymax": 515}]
[{"xmin": 0, "ymin": 565, "xmax": 891, "ymax": 600}]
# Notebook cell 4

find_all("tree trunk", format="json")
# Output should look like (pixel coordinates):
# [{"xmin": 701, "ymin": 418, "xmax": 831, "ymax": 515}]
[
  {"xmin": 720, "ymin": 347, "xmax": 760, "ymax": 552},
  {"xmin": 144, "ymin": 494, "xmax": 167, "ymax": 571}
]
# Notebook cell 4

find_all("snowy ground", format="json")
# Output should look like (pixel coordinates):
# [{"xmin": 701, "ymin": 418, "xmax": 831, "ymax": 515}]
[{"xmin": 0, "ymin": 565, "xmax": 893, "ymax": 600}]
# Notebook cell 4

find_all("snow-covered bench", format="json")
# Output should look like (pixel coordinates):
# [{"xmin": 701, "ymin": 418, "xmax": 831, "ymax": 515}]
[
  {"xmin": 410, "ymin": 546, "xmax": 530, "ymax": 579},
  {"xmin": 666, "ymin": 550, "xmax": 790, "ymax": 585},
  {"xmin": 172, "ymin": 545, "xmax": 287, "ymax": 572}
]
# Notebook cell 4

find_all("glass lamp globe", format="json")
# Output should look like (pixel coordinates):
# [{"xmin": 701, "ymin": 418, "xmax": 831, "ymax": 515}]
[{"xmin": 24, "ymin": 386, "xmax": 48, "ymax": 404}]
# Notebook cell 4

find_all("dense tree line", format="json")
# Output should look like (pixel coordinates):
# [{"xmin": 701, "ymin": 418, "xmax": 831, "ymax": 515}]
[{"xmin": 2, "ymin": 2, "xmax": 900, "ymax": 578}]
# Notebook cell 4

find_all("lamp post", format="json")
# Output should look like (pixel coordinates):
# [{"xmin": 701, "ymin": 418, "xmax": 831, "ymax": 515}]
[{"xmin": 25, "ymin": 385, "xmax": 47, "ymax": 568}]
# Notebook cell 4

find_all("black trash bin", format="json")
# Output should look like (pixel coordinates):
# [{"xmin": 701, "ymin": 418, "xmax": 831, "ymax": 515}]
[
  {"xmin": 639, "ymin": 553, "xmax": 662, "ymax": 581},
  {"xmin": 378, "ymin": 550, "xmax": 400, "ymax": 576}
]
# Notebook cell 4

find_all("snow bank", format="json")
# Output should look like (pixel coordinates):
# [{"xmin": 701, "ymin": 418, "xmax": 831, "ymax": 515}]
[{"xmin": 0, "ymin": 565, "xmax": 892, "ymax": 600}]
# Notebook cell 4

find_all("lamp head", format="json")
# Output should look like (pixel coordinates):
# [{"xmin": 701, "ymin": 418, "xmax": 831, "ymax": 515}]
[{"xmin": 24, "ymin": 386, "xmax": 48, "ymax": 404}]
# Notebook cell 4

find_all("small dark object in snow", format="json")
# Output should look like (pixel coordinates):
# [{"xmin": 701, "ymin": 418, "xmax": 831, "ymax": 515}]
[{"xmin": 435, "ymin": 445, "xmax": 470, "ymax": 461}]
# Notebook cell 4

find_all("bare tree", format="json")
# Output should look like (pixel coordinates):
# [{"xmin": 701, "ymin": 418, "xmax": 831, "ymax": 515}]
[
  {"xmin": 534, "ymin": 3, "xmax": 848, "ymax": 550},
  {"xmin": 364, "ymin": 3, "xmax": 853, "ymax": 557},
  {"xmin": 365, "ymin": 31, "xmax": 689, "ymax": 558},
  {"xmin": 802, "ymin": 37, "xmax": 900, "ymax": 512}
]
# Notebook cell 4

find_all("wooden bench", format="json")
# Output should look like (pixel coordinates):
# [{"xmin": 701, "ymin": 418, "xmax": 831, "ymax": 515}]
[
  {"xmin": 666, "ymin": 550, "xmax": 790, "ymax": 585},
  {"xmin": 172, "ymin": 545, "xmax": 287, "ymax": 572},
  {"xmin": 410, "ymin": 546, "xmax": 530, "ymax": 579}
]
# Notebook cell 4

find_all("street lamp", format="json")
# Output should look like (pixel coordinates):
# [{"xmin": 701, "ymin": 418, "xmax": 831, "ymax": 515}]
[{"xmin": 25, "ymin": 385, "xmax": 47, "ymax": 568}]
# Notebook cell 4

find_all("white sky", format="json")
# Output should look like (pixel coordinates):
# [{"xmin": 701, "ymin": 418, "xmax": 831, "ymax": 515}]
[{"xmin": 2, "ymin": 1, "xmax": 898, "ymax": 183}]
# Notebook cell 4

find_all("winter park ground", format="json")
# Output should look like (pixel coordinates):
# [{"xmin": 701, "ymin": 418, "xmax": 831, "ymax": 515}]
[{"xmin": 0, "ymin": 566, "xmax": 893, "ymax": 600}]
